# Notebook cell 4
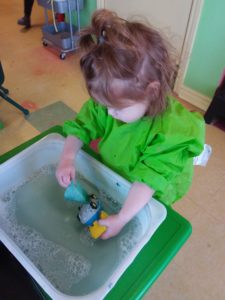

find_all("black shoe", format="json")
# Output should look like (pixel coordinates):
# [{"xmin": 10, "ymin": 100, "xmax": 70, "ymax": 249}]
[{"xmin": 17, "ymin": 16, "xmax": 31, "ymax": 28}]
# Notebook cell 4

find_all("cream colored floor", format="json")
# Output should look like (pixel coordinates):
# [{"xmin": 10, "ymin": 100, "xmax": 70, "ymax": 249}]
[{"xmin": 1, "ymin": 1, "xmax": 225, "ymax": 300}]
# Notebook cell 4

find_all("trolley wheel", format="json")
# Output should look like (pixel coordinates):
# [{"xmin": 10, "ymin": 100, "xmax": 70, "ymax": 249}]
[
  {"xmin": 60, "ymin": 53, "xmax": 66, "ymax": 60},
  {"xmin": 42, "ymin": 41, "xmax": 48, "ymax": 47}
]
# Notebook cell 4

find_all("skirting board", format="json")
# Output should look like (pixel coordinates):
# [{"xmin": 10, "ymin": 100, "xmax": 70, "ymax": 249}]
[{"xmin": 178, "ymin": 85, "xmax": 211, "ymax": 112}]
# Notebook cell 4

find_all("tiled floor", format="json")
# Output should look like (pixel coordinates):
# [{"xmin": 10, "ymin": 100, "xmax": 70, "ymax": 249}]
[{"xmin": 1, "ymin": 1, "xmax": 225, "ymax": 299}]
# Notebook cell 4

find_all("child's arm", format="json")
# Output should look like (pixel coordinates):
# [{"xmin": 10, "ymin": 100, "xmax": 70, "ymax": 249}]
[
  {"xmin": 99, "ymin": 182, "xmax": 154, "ymax": 239},
  {"xmin": 56, "ymin": 136, "xmax": 83, "ymax": 187}
]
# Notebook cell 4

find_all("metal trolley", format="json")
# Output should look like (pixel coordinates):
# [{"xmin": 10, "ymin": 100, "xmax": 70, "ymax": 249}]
[{"xmin": 37, "ymin": 0, "xmax": 83, "ymax": 59}]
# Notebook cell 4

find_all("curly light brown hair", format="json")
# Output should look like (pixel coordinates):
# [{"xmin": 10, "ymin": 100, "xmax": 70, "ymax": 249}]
[{"xmin": 79, "ymin": 9, "xmax": 175, "ymax": 116}]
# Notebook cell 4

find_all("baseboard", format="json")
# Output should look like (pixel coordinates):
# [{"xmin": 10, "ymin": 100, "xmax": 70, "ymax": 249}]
[{"xmin": 178, "ymin": 85, "xmax": 211, "ymax": 111}]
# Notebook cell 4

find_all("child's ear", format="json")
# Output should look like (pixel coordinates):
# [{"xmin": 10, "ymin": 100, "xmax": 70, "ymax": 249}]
[
  {"xmin": 145, "ymin": 81, "xmax": 160, "ymax": 99},
  {"xmin": 147, "ymin": 80, "xmax": 160, "ymax": 90}
]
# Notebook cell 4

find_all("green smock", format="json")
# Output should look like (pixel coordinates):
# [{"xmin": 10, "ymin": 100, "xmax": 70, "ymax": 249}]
[{"xmin": 63, "ymin": 96, "xmax": 205, "ymax": 206}]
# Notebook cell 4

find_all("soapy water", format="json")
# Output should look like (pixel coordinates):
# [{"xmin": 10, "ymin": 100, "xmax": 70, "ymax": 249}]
[
  {"xmin": 0, "ymin": 174, "xmax": 91, "ymax": 293},
  {"xmin": 0, "ymin": 164, "xmax": 143, "ymax": 295}
]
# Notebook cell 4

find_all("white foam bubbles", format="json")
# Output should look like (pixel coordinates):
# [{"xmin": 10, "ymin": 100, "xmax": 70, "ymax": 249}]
[
  {"xmin": 118, "ymin": 217, "xmax": 143, "ymax": 261},
  {"xmin": 0, "ymin": 164, "xmax": 91, "ymax": 294}
]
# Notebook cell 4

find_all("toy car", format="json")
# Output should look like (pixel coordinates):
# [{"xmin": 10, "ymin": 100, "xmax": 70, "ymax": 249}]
[{"xmin": 77, "ymin": 194, "xmax": 108, "ymax": 239}]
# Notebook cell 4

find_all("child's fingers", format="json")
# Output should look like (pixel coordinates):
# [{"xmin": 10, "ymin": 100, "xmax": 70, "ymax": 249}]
[
  {"xmin": 99, "ymin": 215, "xmax": 124, "ymax": 239},
  {"xmin": 97, "ymin": 219, "xmax": 109, "ymax": 239},
  {"xmin": 56, "ymin": 174, "xmax": 70, "ymax": 188},
  {"xmin": 56, "ymin": 173, "xmax": 64, "ymax": 187},
  {"xmin": 98, "ymin": 219, "xmax": 109, "ymax": 227},
  {"xmin": 70, "ymin": 168, "xmax": 76, "ymax": 183},
  {"xmin": 100, "ymin": 231, "xmax": 110, "ymax": 240},
  {"xmin": 56, "ymin": 166, "xmax": 75, "ymax": 187},
  {"xmin": 62, "ymin": 175, "xmax": 72, "ymax": 187}
]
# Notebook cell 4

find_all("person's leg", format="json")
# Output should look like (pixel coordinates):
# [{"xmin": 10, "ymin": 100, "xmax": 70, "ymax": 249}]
[
  {"xmin": 24, "ymin": 0, "xmax": 35, "ymax": 18},
  {"xmin": 17, "ymin": 0, "xmax": 35, "ymax": 28}
]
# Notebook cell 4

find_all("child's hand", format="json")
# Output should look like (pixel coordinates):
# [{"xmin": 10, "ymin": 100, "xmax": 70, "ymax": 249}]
[
  {"xmin": 98, "ymin": 182, "xmax": 154, "ymax": 240},
  {"xmin": 56, "ymin": 136, "xmax": 83, "ymax": 188},
  {"xmin": 98, "ymin": 214, "xmax": 126, "ymax": 240},
  {"xmin": 56, "ymin": 158, "xmax": 75, "ymax": 188}
]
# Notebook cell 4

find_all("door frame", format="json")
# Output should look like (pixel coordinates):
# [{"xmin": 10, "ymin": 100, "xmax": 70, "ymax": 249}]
[
  {"xmin": 173, "ymin": 0, "xmax": 204, "ymax": 100},
  {"xmin": 96, "ymin": 0, "xmax": 204, "ymax": 107}
]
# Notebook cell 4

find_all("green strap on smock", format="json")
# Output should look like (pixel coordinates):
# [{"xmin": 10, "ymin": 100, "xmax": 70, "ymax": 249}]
[{"xmin": 63, "ymin": 96, "xmax": 205, "ymax": 206}]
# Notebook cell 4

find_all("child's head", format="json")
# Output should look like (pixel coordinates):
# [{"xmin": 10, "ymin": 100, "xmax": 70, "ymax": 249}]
[{"xmin": 79, "ymin": 9, "xmax": 175, "ymax": 119}]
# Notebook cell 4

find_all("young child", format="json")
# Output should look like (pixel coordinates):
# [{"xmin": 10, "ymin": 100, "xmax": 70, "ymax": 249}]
[{"xmin": 56, "ymin": 9, "xmax": 205, "ymax": 239}]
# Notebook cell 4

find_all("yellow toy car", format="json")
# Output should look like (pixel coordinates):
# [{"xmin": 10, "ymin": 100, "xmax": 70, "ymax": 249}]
[{"xmin": 77, "ymin": 194, "xmax": 108, "ymax": 239}]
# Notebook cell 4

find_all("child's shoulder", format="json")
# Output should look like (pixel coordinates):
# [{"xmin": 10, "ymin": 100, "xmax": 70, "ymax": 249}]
[
  {"xmin": 74, "ymin": 98, "xmax": 109, "ymax": 125},
  {"xmin": 79, "ymin": 98, "xmax": 108, "ymax": 117},
  {"xmin": 165, "ymin": 95, "xmax": 187, "ymax": 112},
  {"xmin": 163, "ymin": 95, "xmax": 203, "ymax": 120},
  {"xmin": 83, "ymin": 98, "xmax": 107, "ymax": 112},
  {"xmin": 158, "ymin": 95, "xmax": 204, "ymax": 133}
]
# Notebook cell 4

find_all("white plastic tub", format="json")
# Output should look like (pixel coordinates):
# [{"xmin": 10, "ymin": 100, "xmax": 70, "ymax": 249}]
[{"xmin": 0, "ymin": 134, "xmax": 166, "ymax": 300}]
